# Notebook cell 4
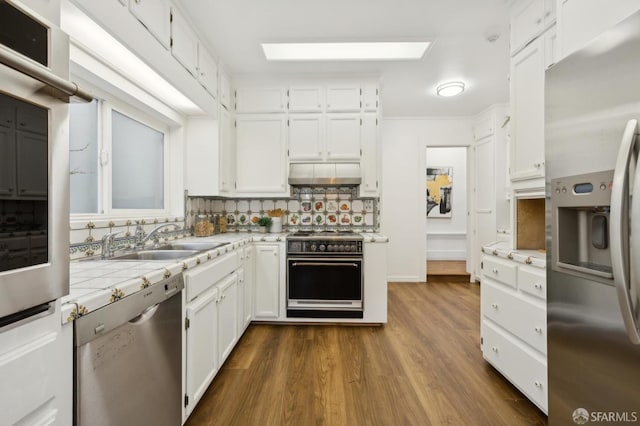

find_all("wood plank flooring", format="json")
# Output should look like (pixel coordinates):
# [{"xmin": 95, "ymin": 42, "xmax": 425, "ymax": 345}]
[
  {"xmin": 186, "ymin": 282, "xmax": 547, "ymax": 426},
  {"xmin": 427, "ymin": 260, "xmax": 471, "ymax": 283}
]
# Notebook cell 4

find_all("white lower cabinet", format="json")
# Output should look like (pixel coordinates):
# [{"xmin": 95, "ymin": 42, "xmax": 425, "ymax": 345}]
[
  {"xmin": 185, "ymin": 286, "xmax": 219, "ymax": 418},
  {"xmin": 217, "ymin": 274, "xmax": 239, "ymax": 365},
  {"xmin": 481, "ymin": 254, "xmax": 547, "ymax": 413},
  {"xmin": 253, "ymin": 243, "xmax": 281, "ymax": 320},
  {"xmin": 0, "ymin": 301, "xmax": 71, "ymax": 425},
  {"xmin": 237, "ymin": 246, "xmax": 253, "ymax": 334}
]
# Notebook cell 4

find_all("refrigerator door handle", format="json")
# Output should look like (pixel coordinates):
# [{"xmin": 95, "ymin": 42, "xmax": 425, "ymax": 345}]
[{"xmin": 611, "ymin": 119, "xmax": 640, "ymax": 344}]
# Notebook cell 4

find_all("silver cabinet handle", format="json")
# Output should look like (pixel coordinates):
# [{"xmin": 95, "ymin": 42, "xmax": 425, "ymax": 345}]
[
  {"xmin": 534, "ymin": 327, "xmax": 543, "ymax": 334},
  {"xmin": 534, "ymin": 283, "xmax": 542, "ymax": 290},
  {"xmin": 491, "ymin": 346, "xmax": 498, "ymax": 353},
  {"xmin": 492, "ymin": 268, "xmax": 499, "ymax": 274},
  {"xmin": 611, "ymin": 119, "xmax": 640, "ymax": 344},
  {"xmin": 491, "ymin": 303, "xmax": 498, "ymax": 309},
  {"xmin": 534, "ymin": 381, "xmax": 542, "ymax": 388}
]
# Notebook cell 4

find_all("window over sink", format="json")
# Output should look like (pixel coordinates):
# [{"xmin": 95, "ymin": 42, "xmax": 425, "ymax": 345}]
[{"xmin": 69, "ymin": 90, "xmax": 169, "ymax": 217}]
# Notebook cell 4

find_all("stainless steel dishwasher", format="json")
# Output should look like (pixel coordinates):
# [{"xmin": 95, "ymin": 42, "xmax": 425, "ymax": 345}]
[{"xmin": 74, "ymin": 274, "xmax": 184, "ymax": 426}]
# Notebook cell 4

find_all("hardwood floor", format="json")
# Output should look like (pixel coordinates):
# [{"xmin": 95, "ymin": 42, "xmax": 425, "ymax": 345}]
[
  {"xmin": 186, "ymin": 282, "xmax": 547, "ymax": 426},
  {"xmin": 427, "ymin": 260, "xmax": 471, "ymax": 283}
]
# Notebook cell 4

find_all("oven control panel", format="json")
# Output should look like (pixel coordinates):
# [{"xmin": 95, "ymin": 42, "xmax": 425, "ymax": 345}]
[{"xmin": 288, "ymin": 240, "xmax": 363, "ymax": 254}]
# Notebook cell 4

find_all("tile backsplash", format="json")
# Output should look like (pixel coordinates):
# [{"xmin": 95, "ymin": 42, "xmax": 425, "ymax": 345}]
[
  {"xmin": 69, "ymin": 216, "xmax": 188, "ymax": 260},
  {"xmin": 187, "ymin": 186, "xmax": 380, "ymax": 233}
]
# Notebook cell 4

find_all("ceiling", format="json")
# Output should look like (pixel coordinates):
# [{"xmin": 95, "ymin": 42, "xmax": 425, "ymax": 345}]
[{"xmin": 176, "ymin": 0, "xmax": 510, "ymax": 117}]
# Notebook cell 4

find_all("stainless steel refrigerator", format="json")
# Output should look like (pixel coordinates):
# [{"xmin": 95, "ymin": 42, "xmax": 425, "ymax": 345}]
[{"xmin": 546, "ymin": 10, "xmax": 640, "ymax": 426}]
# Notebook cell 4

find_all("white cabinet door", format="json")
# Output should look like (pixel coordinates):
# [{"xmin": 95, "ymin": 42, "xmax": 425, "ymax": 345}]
[
  {"xmin": 558, "ymin": 0, "xmax": 640, "ymax": 58},
  {"xmin": 362, "ymin": 85, "xmax": 378, "ymax": 112},
  {"xmin": 326, "ymin": 114, "xmax": 361, "ymax": 161},
  {"xmin": 510, "ymin": 0, "xmax": 555, "ymax": 55},
  {"xmin": 474, "ymin": 137, "xmax": 496, "ymax": 279},
  {"xmin": 185, "ymin": 286, "xmax": 218, "ymax": 417},
  {"xmin": 170, "ymin": 7, "xmax": 198, "ymax": 76},
  {"xmin": 360, "ymin": 113, "xmax": 379, "ymax": 196},
  {"xmin": 235, "ymin": 115, "xmax": 288, "ymax": 194},
  {"xmin": 0, "ymin": 127, "xmax": 16, "ymax": 196},
  {"xmin": 254, "ymin": 244, "xmax": 280, "ymax": 319},
  {"xmin": 326, "ymin": 86, "xmax": 361, "ymax": 112},
  {"xmin": 235, "ymin": 87, "xmax": 287, "ymax": 113},
  {"xmin": 219, "ymin": 70, "xmax": 232, "ymax": 110},
  {"xmin": 236, "ymin": 267, "xmax": 246, "ymax": 336},
  {"xmin": 510, "ymin": 36, "xmax": 545, "ymax": 181},
  {"xmin": 288, "ymin": 87, "xmax": 323, "ymax": 112},
  {"xmin": 219, "ymin": 107, "xmax": 235, "ymax": 194},
  {"xmin": 288, "ymin": 114, "xmax": 324, "ymax": 161},
  {"xmin": 242, "ymin": 246, "xmax": 254, "ymax": 329},
  {"xmin": 16, "ymin": 132, "xmax": 47, "ymax": 197},
  {"xmin": 198, "ymin": 47, "xmax": 218, "ymax": 98},
  {"xmin": 217, "ymin": 274, "xmax": 238, "ymax": 364},
  {"xmin": 185, "ymin": 117, "xmax": 219, "ymax": 196},
  {"xmin": 129, "ymin": 0, "xmax": 171, "ymax": 48}
]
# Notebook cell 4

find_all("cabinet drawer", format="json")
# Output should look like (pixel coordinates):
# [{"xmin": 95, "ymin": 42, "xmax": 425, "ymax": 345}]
[
  {"xmin": 481, "ymin": 280, "xmax": 546, "ymax": 354},
  {"xmin": 185, "ymin": 251, "xmax": 238, "ymax": 301},
  {"xmin": 518, "ymin": 266, "xmax": 546, "ymax": 300},
  {"xmin": 482, "ymin": 256, "xmax": 517, "ymax": 288},
  {"xmin": 482, "ymin": 320, "xmax": 548, "ymax": 413}
]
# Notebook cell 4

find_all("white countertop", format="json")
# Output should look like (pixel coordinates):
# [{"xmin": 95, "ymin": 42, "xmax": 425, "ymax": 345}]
[
  {"xmin": 62, "ymin": 231, "xmax": 388, "ymax": 324},
  {"xmin": 481, "ymin": 241, "xmax": 546, "ymax": 269}
]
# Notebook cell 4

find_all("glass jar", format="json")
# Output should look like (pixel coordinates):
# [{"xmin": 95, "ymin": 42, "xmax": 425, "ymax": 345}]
[{"xmin": 194, "ymin": 215, "xmax": 213, "ymax": 237}]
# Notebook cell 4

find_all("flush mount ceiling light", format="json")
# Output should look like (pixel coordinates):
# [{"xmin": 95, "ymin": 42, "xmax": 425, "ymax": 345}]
[
  {"xmin": 261, "ymin": 42, "xmax": 431, "ymax": 61},
  {"xmin": 436, "ymin": 81, "xmax": 465, "ymax": 97}
]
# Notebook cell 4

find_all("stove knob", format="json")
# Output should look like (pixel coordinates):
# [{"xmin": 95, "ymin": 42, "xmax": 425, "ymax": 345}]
[
  {"xmin": 327, "ymin": 245, "xmax": 334, "ymax": 251},
  {"xmin": 310, "ymin": 244, "xmax": 317, "ymax": 251},
  {"xmin": 319, "ymin": 244, "xmax": 326, "ymax": 251},
  {"xmin": 346, "ymin": 245, "xmax": 353, "ymax": 251},
  {"xmin": 337, "ymin": 245, "xmax": 344, "ymax": 251}
]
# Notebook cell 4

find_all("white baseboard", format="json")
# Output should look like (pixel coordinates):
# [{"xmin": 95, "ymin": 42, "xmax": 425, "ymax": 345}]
[
  {"xmin": 387, "ymin": 275, "xmax": 421, "ymax": 282},
  {"xmin": 426, "ymin": 250, "xmax": 467, "ymax": 261}
]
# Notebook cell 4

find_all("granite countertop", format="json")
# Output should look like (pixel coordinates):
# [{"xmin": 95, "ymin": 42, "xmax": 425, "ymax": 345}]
[
  {"xmin": 62, "ymin": 231, "xmax": 389, "ymax": 324},
  {"xmin": 481, "ymin": 241, "xmax": 546, "ymax": 269}
]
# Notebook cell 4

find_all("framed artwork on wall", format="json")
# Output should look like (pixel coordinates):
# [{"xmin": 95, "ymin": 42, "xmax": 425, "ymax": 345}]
[{"xmin": 426, "ymin": 167, "xmax": 452, "ymax": 218}]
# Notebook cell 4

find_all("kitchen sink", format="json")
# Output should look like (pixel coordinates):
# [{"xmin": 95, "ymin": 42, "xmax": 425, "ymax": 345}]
[
  {"xmin": 110, "ymin": 250, "xmax": 200, "ymax": 261},
  {"xmin": 154, "ymin": 242, "xmax": 230, "ymax": 251}
]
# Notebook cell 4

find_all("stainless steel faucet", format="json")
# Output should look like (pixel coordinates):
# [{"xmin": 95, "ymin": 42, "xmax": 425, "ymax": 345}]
[
  {"xmin": 134, "ymin": 223, "xmax": 180, "ymax": 249},
  {"xmin": 101, "ymin": 231, "xmax": 123, "ymax": 259}
]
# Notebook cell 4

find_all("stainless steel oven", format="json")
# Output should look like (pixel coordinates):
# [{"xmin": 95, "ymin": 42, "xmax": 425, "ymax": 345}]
[
  {"xmin": 0, "ymin": 1, "xmax": 91, "ymax": 326},
  {"xmin": 287, "ymin": 231, "xmax": 364, "ymax": 318}
]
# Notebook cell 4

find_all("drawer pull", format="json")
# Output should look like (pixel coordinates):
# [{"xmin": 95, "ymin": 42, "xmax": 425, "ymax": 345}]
[
  {"xmin": 525, "ymin": 257, "xmax": 533, "ymax": 265},
  {"xmin": 491, "ymin": 346, "xmax": 499, "ymax": 353},
  {"xmin": 492, "ymin": 268, "xmax": 499, "ymax": 274},
  {"xmin": 534, "ymin": 283, "xmax": 542, "ymax": 290},
  {"xmin": 534, "ymin": 327, "xmax": 543, "ymax": 334},
  {"xmin": 492, "ymin": 250, "xmax": 498, "ymax": 256},
  {"xmin": 534, "ymin": 381, "xmax": 543, "ymax": 389},
  {"xmin": 491, "ymin": 303, "xmax": 499, "ymax": 310},
  {"xmin": 507, "ymin": 253, "xmax": 514, "ymax": 260}
]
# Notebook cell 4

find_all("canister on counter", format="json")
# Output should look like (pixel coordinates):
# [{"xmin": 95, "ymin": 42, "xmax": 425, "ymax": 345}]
[
  {"xmin": 194, "ymin": 215, "xmax": 214, "ymax": 237},
  {"xmin": 218, "ymin": 215, "xmax": 227, "ymax": 233}
]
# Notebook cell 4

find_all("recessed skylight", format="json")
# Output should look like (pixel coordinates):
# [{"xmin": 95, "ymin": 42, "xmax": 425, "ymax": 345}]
[{"xmin": 262, "ymin": 42, "xmax": 431, "ymax": 61}]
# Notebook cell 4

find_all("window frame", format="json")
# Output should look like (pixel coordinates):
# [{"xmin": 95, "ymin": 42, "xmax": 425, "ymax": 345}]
[{"xmin": 69, "ymin": 83, "xmax": 172, "ymax": 221}]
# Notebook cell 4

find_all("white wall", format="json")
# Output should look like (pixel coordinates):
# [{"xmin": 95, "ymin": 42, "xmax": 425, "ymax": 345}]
[
  {"xmin": 426, "ymin": 147, "xmax": 467, "ymax": 260},
  {"xmin": 381, "ymin": 118, "xmax": 474, "ymax": 282}
]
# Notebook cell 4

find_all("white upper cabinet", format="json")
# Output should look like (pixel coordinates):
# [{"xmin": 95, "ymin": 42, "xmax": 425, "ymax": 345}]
[
  {"xmin": 326, "ymin": 86, "xmax": 361, "ymax": 112},
  {"xmin": 235, "ymin": 88, "xmax": 287, "ymax": 113},
  {"xmin": 198, "ymin": 46, "xmax": 218, "ymax": 99},
  {"xmin": 219, "ymin": 107, "xmax": 235, "ymax": 194},
  {"xmin": 510, "ymin": 0, "xmax": 556, "ymax": 55},
  {"xmin": 288, "ymin": 87, "xmax": 323, "ymax": 112},
  {"xmin": 219, "ymin": 70, "xmax": 232, "ymax": 111},
  {"xmin": 362, "ymin": 85, "xmax": 379, "ymax": 112},
  {"xmin": 510, "ymin": 36, "xmax": 545, "ymax": 181},
  {"xmin": 129, "ymin": 0, "xmax": 171, "ymax": 49},
  {"xmin": 557, "ymin": 0, "xmax": 640, "ymax": 58},
  {"xmin": 360, "ymin": 113, "xmax": 379, "ymax": 196},
  {"xmin": 235, "ymin": 115, "xmax": 288, "ymax": 194},
  {"xmin": 473, "ymin": 113, "xmax": 494, "ymax": 141},
  {"xmin": 170, "ymin": 7, "xmax": 198, "ymax": 76},
  {"xmin": 326, "ymin": 113, "xmax": 361, "ymax": 161},
  {"xmin": 288, "ymin": 114, "xmax": 324, "ymax": 161}
]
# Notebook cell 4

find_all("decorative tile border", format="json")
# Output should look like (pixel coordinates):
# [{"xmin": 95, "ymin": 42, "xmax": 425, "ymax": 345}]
[
  {"xmin": 69, "ymin": 216, "xmax": 187, "ymax": 260},
  {"xmin": 186, "ymin": 186, "xmax": 380, "ymax": 234}
]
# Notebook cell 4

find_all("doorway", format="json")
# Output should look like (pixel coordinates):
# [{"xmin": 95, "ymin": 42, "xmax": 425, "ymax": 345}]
[{"xmin": 425, "ymin": 146, "xmax": 470, "ymax": 282}]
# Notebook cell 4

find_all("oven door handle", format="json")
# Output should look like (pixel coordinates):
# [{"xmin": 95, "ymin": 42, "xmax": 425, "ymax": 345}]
[{"xmin": 291, "ymin": 262, "xmax": 360, "ymax": 268}]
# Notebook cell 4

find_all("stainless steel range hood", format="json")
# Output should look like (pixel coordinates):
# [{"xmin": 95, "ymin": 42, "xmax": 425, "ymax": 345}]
[{"xmin": 288, "ymin": 163, "xmax": 361, "ymax": 186}]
